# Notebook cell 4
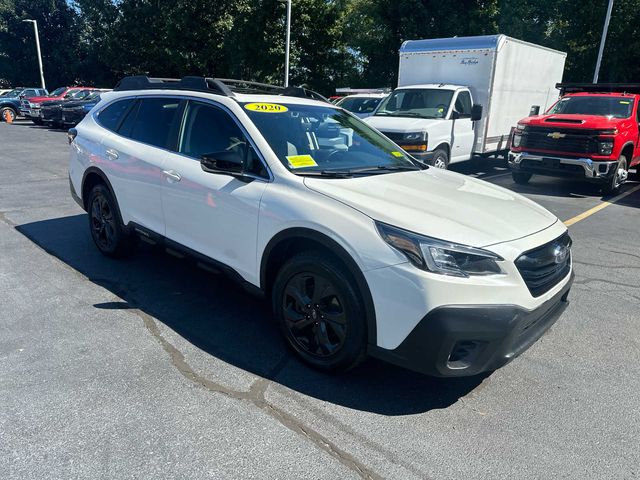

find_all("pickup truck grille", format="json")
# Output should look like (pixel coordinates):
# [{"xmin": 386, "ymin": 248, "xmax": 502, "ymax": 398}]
[
  {"xmin": 515, "ymin": 232, "xmax": 572, "ymax": 297},
  {"xmin": 521, "ymin": 127, "xmax": 598, "ymax": 155}
]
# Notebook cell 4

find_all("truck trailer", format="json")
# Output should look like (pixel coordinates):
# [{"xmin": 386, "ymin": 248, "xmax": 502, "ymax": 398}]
[{"xmin": 365, "ymin": 34, "xmax": 567, "ymax": 168}]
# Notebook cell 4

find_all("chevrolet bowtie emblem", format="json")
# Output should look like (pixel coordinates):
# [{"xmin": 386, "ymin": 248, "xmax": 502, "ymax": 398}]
[{"xmin": 547, "ymin": 132, "xmax": 566, "ymax": 139}]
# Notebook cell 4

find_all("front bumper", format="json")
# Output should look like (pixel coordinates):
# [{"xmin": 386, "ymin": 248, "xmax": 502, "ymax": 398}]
[
  {"xmin": 509, "ymin": 151, "xmax": 616, "ymax": 182},
  {"xmin": 370, "ymin": 271, "xmax": 573, "ymax": 377},
  {"xmin": 20, "ymin": 108, "xmax": 41, "ymax": 119}
]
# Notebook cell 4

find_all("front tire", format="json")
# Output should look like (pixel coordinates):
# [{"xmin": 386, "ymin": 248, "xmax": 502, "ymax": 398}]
[
  {"xmin": 272, "ymin": 251, "xmax": 367, "ymax": 372},
  {"xmin": 431, "ymin": 148, "xmax": 449, "ymax": 169},
  {"xmin": 1, "ymin": 107, "xmax": 16, "ymax": 122},
  {"xmin": 87, "ymin": 184, "xmax": 135, "ymax": 258},
  {"xmin": 512, "ymin": 171, "xmax": 532, "ymax": 185},
  {"xmin": 602, "ymin": 155, "xmax": 628, "ymax": 195}
]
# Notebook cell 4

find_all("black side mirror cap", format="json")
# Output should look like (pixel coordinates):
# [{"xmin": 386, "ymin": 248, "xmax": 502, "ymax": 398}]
[
  {"xmin": 471, "ymin": 104, "xmax": 483, "ymax": 121},
  {"xmin": 529, "ymin": 105, "xmax": 541, "ymax": 116},
  {"xmin": 201, "ymin": 151, "xmax": 244, "ymax": 175}
]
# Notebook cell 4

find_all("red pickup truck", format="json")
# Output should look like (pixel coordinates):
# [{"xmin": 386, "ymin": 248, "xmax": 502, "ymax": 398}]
[
  {"xmin": 20, "ymin": 86, "xmax": 96, "ymax": 125},
  {"xmin": 509, "ymin": 83, "xmax": 640, "ymax": 194}
]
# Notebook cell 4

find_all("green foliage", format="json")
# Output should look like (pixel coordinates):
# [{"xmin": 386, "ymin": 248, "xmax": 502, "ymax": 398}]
[{"xmin": 0, "ymin": 0, "xmax": 638, "ymax": 94}]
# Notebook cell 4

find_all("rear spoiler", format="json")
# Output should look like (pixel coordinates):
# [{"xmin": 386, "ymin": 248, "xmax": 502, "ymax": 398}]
[{"xmin": 556, "ymin": 83, "xmax": 640, "ymax": 95}]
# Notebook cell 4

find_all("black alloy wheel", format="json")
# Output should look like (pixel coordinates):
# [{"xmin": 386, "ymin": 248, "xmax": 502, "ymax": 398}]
[
  {"xmin": 282, "ymin": 272, "xmax": 347, "ymax": 357},
  {"xmin": 273, "ymin": 251, "xmax": 367, "ymax": 372},
  {"xmin": 90, "ymin": 191, "xmax": 117, "ymax": 251},
  {"xmin": 87, "ymin": 184, "xmax": 135, "ymax": 257}
]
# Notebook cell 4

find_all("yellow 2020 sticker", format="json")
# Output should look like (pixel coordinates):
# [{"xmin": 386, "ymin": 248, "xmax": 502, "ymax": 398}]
[
  {"xmin": 244, "ymin": 103, "xmax": 289, "ymax": 113},
  {"xmin": 287, "ymin": 154, "xmax": 318, "ymax": 169},
  {"xmin": 391, "ymin": 151, "xmax": 404, "ymax": 158},
  {"xmin": 620, "ymin": 100, "xmax": 630, "ymax": 104}
]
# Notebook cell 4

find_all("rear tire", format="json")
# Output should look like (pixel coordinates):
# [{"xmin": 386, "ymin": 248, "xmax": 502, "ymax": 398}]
[
  {"xmin": 272, "ymin": 251, "xmax": 367, "ymax": 372},
  {"xmin": 512, "ymin": 171, "xmax": 532, "ymax": 185},
  {"xmin": 602, "ymin": 155, "xmax": 628, "ymax": 195},
  {"xmin": 1, "ymin": 107, "xmax": 16, "ymax": 122},
  {"xmin": 87, "ymin": 184, "xmax": 135, "ymax": 258}
]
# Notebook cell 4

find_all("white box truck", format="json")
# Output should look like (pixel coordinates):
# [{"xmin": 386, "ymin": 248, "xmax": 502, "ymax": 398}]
[{"xmin": 364, "ymin": 34, "xmax": 566, "ymax": 168}]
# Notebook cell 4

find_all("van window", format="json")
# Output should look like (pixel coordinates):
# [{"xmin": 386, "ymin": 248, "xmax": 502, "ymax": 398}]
[
  {"xmin": 455, "ymin": 91, "xmax": 472, "ymax": 116},
  {"xmin": 128, "ymin": 98, "xmax": 181, "ymax": 148},
  {"xmin": 98, "ymin": 99, "xmax": 134, "ymax": 132},
  {"xmin": 179, "ymin": 101, "xmax": 267, "ymax": 177}
]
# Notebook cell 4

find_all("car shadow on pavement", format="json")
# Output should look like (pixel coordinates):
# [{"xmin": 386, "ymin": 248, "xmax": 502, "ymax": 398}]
[{"xmin": 16, "ymin": 213, "xmax": 488, "ymax": 416}]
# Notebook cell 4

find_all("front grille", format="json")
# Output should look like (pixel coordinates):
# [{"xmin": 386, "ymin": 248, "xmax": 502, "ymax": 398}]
[
  {"xmin": 379, "ymin": 131, "xmax": 405, "ymax": 143},
  {"xmin": 515, "ymin": 232, "xmax": 572, "ymax": 297},
  {"xmin": 521, "ymin": 126, "xmax": 598, "ymax": 154}
]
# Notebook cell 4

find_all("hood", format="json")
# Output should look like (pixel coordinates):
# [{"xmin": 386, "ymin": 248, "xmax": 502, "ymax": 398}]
[
  {"xmin": 61, "ymin": 99, "xmax": 95, "ymax": 108},
  {"xmin": 304, "ymin": 168, "xmax": 557, "ymax": 248},
  {"xmin": 28, "ymin": 95, "xmax": 62, "ymax": 104},
  {"xmin": 521, "ymin": 113, "xmax": 628, "ymax": 130},
  {"xmin": 364, "ymin": 115, "xmax": 443, "ymax": 133},
  {"xmin": 41, "ymin": 100, "xmax": 66, "ymax": 107}
]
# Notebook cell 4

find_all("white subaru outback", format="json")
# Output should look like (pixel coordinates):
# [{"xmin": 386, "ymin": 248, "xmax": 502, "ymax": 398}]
[{"xmin": 68, "ymin": 76, "xmax": 574, "ymax": 377}]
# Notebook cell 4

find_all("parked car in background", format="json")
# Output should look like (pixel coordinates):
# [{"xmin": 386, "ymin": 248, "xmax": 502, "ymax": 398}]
[
  {"xmin": 336, "ymin": 93, "xmax": 389, "ymax": 118},
  {"xmin": 509, "ymin": 83, "xmax": 640, "ymax": 194},
  {"xmin": 365, "ymin": 35, "xmax": 566, "ymax": 169},
  {"xmin": 61, "ymin": 90, "xmax": 108, "ymax": 127},
  {"xmin": 68, "ymin": 75, "xmax": 574, "ymax": 377},
  {"xmin": 0, "ymin": 87, "xmax": 48, "ymax": 122},
  {"xmin": 20, "ymin": 87, "xmax": 97, "ymax": 125},
  {"xmin": 40, "ymin": 89, "xmax": 100, "ymax": 128}
]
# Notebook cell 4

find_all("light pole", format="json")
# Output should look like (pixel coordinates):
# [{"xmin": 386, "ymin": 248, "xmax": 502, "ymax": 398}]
[
  {"xmin": 284, "ymin": 0, "xmax": 292, "ymax": 87},
  {"xmin": 22, "ymin": 19, "xmax": 46, "ymax": 90},
  {"xmin": 593, "ymin": 0, "xmax": 614, "ymax": 83}
]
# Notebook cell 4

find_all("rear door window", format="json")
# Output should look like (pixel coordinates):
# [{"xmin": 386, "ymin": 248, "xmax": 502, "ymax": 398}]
[
  {"xmin": 128, "ymin": 97, "xmax": 181, "ymax": 149},
  {"xmin": 98, "ymin": 98, "xmax": 134, "ymax": 132}
]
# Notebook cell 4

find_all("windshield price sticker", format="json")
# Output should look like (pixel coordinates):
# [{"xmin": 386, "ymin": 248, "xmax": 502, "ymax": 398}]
[
  {"xmin": 287, "ymin": 155, "xmax": 318, "ymax": 169},
  {"xmin": 244, "ymin": 103, "xmax": 289, "ymax": 113},
  {"xmin": 620, "ymin": 100, "xmax": 630, "ymax": 104}
]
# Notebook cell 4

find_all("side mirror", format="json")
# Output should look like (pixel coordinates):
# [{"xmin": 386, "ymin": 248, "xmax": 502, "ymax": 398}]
[
  {"xmin": 451, "ymin": 110, "xmax": 461, "ymax": 120},
  {"xmin": 529, "ymin": 105, "xmax": 541, "ymax": 116},
  {"xmin": 200, "ymin": 150, "xmax": 244, "ymax": 175},
  {"xmin": 471, "ymin": 104, "xmax": 483, "ymax": 121}
]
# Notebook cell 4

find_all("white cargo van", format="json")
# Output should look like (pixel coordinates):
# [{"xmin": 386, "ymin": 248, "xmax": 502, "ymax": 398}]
[{"xmin": 364, "ymin": 35, "xmax": 566, "ymax": 168}]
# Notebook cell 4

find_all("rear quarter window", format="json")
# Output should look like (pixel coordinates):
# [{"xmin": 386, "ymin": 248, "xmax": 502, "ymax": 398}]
[{"xmin": 97, "ymin": 99, "xmax": 134, "ymax": 132}]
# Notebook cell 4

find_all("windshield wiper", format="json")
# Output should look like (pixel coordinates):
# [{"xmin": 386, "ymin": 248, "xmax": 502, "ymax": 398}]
[
  {"xmin": 350, "ymin": 164, "xmax": 423, "ymax": 174},
  {"xmin": 292, "ymin": 170, "xmax": 354, "ymax": 178}
]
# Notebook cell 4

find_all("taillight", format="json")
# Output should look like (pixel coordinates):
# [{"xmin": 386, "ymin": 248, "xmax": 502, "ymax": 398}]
[{"xmin": 67, "ymin": 128, "xmax": 77, "ymax": 144}]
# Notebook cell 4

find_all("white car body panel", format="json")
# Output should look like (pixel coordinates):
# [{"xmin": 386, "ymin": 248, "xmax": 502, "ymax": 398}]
[{"xmin": 69, "ymin": 86, "xmax": 573, "ymax": 370}]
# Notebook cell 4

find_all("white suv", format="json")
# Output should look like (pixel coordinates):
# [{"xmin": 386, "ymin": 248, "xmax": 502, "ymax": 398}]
[{"xmin": 68, "ymin": 76, "xmax": 574, "ymax": 377}]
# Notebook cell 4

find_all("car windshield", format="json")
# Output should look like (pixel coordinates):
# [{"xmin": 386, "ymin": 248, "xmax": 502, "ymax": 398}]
[
  {"xmin": 337, "ymin": 96, "xmax": 384, "ymax": 115},
  {"xmin": 547, "ymin": 96, "xmax": 634, "ymax": 119},
  {"xmin": 49, "ymin": 87, "xmax": 66, "ymax": 97},
  {"xmin": 70, "ymin": 90, "xmax": 91, "ymax": 99},
  {"xmin": 375, "ymin": 89, "xmax": 454, "ymax": 119},
  {"xmin": 4, "ymin": 89, "xmax": 21, "ymax": 97},
  {"xmin": 242, "ymin": 102, "xmax": 423, "ymax": 176},
  {"xmin": 83, "ymin": 92, "xmax": 101, "ymax": 101}
]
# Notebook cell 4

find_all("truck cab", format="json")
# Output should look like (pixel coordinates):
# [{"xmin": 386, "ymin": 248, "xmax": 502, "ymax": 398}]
[
  {"xmin": 364, "ymin": 84, "xmax": 481, "ymax": 168},
  {"xmin": 509, "ymin": 83, "xmax": 640, "ymax": 194}
]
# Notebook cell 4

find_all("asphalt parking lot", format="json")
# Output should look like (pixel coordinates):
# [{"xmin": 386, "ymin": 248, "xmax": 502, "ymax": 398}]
[{"xmin": 1, "ymin": 120, "xmax": 639, "ymax": 480}]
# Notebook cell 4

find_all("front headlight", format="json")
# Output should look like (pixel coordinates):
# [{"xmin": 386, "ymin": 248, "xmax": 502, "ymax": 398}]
[
  {"xmin": 376, "ymin": 222, "xmax": 504, "ymax": 277},
  {"xmin": 598, "ymin": 141, "xmax": 614, "ymax": 155},
  {"xmin": 512, "ymin": 133, "xmax": 522, "ymax": 148},
  {"xmin": 403, "ymin": 131, "xmax": 425, "ymax": 142}
]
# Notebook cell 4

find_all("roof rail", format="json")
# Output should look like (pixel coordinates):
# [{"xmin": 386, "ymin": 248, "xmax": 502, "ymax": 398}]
[
  {"xmin": 556, "ymin": 83, "xmax": 640, "ymax": 95},
  {"xmin": 113, "ymin": 75, "xmax": 329, "ymax": 103}
]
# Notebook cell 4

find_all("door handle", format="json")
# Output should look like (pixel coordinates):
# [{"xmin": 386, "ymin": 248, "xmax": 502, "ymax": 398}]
[
  {"xmin": 162, "ymin": 170, "xmax": 182, "ymax": 182},
  {"xmin": 105, "ymin": 148, "xmax": 119, "ymax": 160}
]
